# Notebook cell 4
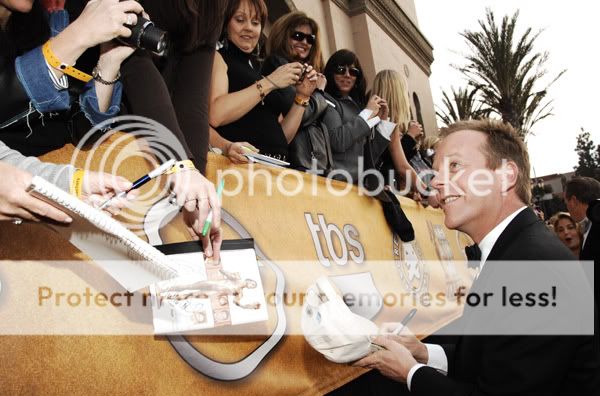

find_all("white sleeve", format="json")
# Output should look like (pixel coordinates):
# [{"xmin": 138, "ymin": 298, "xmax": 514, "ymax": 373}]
[
  {"xmin": 358, "ymin": 109, "xmax": 381, "ymax": 129},
  {"xmin": 425, "ymin": 343, "xmax": 448, "ymax": 373},
  {"xmin": 376, "ymin": 120, "xmax": 397, "ymax": 141},
  {"xmin": 45, "ymin": 59, "xmax": 69, "ymax": 90}
]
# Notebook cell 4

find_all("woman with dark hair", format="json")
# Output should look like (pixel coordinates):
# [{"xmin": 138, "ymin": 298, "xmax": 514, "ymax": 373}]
[
  {"xmin": 261, "ymin": 11, "xmax": 331, "ymax": 173},
  {"xmin": 263, "ymin": 10, "xmax": 324, "ymax": 72},
  {"xmin": 321, "ymin": 49, "xmax": 387, "ymax": 182},
  {"xmin": 209, "ymin": 0, "xmax": 314, "ymax": 163}
]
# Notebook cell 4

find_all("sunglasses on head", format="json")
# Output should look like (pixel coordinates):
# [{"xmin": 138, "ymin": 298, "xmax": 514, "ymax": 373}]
[
  {"xmin": 290, "ymin": 31, "xmax": 316, "ymax": 45},
  {"xmin": 334, "ymin": 65, "xmax": 361, "ymax": 78}
]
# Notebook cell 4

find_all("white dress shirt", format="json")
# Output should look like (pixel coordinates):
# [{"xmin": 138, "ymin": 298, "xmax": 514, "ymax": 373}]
[{"xmin": 406, "ymin": 206, "xmax": 528, "ymax": 391}]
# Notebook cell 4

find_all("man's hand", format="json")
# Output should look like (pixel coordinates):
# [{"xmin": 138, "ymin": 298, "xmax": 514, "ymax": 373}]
[
  {"xmin": 379, "ymin": 323, "xmax": 429, "ymax": 363},
  {"xmin": 353, "ymin": 336, "xmax": 418, "ymax": 383}
]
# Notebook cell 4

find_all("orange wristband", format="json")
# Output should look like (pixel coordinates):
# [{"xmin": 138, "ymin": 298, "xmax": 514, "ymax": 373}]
[{"xmin": 42, "ymin": 41, "xmax": 93, "ymax": 83}]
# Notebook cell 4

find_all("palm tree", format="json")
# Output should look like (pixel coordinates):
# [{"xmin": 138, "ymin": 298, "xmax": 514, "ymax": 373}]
[
  {"xmin": 459, "ymin": 8, "xmax": 565, "ymax": 139},
  {"xmin": 436, "ymin": 85, "xmax": 490, "ymax": 126}
]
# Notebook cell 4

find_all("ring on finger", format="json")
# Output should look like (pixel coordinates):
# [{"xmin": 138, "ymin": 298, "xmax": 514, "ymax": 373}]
[{"xmin": 12, "ymin": 218, "xmax": 23, "ymax": 225}]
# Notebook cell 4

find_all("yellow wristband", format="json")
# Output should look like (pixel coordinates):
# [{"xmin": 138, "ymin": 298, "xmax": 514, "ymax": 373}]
[
  {"xmin": 165, "ymin": 160, "xmax": 197, "ymax": 174},
  {"xmin": 70, "ymin": 169, "xmax": 85, "ymax": 198},
  {"xmin": 42, "ymin": 41, "xmax": 93, "ymax": 83}
]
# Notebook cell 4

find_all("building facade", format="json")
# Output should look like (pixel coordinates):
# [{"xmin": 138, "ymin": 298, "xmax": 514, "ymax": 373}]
[{"xmin": 265, "ymin": 0, "xmax": 437, "ymax": 136}]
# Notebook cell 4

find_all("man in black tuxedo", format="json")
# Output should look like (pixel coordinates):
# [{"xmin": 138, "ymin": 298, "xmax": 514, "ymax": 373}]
[
  {"xmin": 565, "ymin": 177, "xmax": 600, "ymax": 318},
  {"xmin": 565, "ymin": 177, "xmax": 600, "ymax": 263},
  {"xmin": 355, "ymin": 119, "xmax": 599, "ymax": 395}
]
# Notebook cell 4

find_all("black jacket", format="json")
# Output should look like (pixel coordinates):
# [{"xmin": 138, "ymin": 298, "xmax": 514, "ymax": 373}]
[{"xmin": 411, "ymin": 208, "xmax": 600, "ymax": 396}]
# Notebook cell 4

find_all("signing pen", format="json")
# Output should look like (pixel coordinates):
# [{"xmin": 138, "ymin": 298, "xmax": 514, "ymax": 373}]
[
  {"xmin": 99, "ymin": 159, "xmax": 176, "ymax": 210},
  {"xmin": 392, "ymin": 308, "xmax": 417, "ymax": 335},
  {"xmin": 201, "ymin": 178, "xmax": 225, "ymax": 236}
]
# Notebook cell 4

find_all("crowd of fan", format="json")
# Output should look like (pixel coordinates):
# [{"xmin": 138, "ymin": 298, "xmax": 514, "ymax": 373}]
[{"xmin": 1, "ymin": 0, "xmax": 597, "ymax": 263}]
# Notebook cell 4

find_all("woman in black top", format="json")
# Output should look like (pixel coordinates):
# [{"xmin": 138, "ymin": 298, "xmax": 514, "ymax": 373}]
[{"xmin": 209, "ymin": 0, "xmax": 316, "ymax": 163}]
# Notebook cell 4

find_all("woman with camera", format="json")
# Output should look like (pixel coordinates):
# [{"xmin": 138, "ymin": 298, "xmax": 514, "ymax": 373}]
[
  {"xmin": 208, "ymin": 0, "xmax": 314, "ymax": 164},
  {"xmin": 0, "ymin": 0, "xmax": 141, "ymax": 156},
  {"xmin": 261, "ymin": 11, "xmax": 331, "ymax": 173}
]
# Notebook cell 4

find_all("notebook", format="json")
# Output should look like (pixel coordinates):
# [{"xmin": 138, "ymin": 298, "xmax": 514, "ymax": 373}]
[{"xmin": 26, "ymin": 176, "xmax": 179, "ymax": 291}]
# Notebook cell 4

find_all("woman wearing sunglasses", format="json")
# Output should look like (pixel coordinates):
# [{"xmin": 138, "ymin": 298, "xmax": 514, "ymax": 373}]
[
  {"xmin": 209, "ymin": 0, "xmax": 309, "ymax": 164},
  {"xmin": 260, "ymin": 11, "xmax": 329, "ymax": 172},
  {"xmin": 321, "ymin": 49, "xmax": 389, "ymax": 183}
]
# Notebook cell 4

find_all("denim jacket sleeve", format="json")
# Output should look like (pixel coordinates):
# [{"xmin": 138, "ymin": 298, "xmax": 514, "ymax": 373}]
[{"xmin": 14, "ymin": 10, "xmax": 122, "ymax": 124}]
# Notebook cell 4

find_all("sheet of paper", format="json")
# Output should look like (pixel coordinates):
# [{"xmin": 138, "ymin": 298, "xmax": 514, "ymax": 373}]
[{"xmin": 149, "ymin": 248, "xmax": 268, "ymax": 334}]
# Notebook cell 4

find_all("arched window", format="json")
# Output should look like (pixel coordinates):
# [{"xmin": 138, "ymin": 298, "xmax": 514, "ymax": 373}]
[{"xmin": 413, "ymin": 92, "xmax": 424, "ymax": 127}]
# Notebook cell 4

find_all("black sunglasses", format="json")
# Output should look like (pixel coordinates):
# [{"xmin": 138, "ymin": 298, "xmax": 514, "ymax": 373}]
[
  {"xmin": 334, "ymin": 65, "xmax": 361, "ymax": 78},
  {"xmin": 290, "ymin": 31, "xmax": 316, "ymax": 45}
]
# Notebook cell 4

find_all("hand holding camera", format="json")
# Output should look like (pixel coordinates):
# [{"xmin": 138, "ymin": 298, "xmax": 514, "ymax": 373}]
[
  {"xmin": 70, "ymin": 0, "xmax": 166, "ymax": 58},
  {"xmin": 296, "ymin": 64, "xmax": 318, "ymax": 98},
  {"xmin": 267, "ymin": 62, "xmax": 304, "ymax": 89}
]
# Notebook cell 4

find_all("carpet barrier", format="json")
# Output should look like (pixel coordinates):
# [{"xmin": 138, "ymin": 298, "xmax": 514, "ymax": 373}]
[{"xmin": 0, "ymin": 136, "xmax": 473, "ymax": 395}]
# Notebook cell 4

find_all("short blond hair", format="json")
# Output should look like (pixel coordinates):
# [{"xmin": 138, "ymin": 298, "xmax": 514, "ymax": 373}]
[{"xmin": 440, "ymin": 119, "xmax": 532, "ymax": 204}]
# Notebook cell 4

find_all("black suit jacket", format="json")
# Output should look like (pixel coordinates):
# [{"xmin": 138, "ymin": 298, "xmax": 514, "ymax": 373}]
[
  {"xmin": 581, "ymin": 221, "xmax": 599, "ymax": 262},
  {"xmin": 411, "ymin": 208, "xmax": 600, "ymax": 395}
]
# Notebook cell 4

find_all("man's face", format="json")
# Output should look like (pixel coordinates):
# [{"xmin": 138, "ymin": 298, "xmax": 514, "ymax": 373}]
[
  {"xmin": 564, "ymin": 195, "xmax": 585, "ymax": 222},
  {"xmin": 431, "ymin": 130, "xmax": 508, "ymax": 241}
]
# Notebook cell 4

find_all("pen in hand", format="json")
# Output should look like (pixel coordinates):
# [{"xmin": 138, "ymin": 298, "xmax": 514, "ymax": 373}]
[
  {"xmin": 201, "ymin": 179, "xmax": 225, "ymax": 236},
  {"xmin": 392, "ymin": 308, "xmax": 417, "ymax": 335},
  {"xmin": 98, "ymin": 159, "xmax": 176, "ymax": 210}
]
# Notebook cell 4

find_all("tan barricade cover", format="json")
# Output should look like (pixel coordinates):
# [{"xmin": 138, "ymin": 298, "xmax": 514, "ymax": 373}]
[{"xmin": 0, "ymin": 135, "xmax": 473, "ymax": 395}]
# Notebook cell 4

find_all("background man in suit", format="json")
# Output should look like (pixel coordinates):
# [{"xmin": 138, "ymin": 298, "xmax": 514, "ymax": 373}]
[
  {"xmin": 565, "ymin": 176, "xmax": 600, "ymax": 319},
  {"xmin": 355, "ymin": 119, "xmax": 599, "ymax": 395},
  {"xmin": 565, "ymin": 177, "xmax": 600, "ymax": 263}
]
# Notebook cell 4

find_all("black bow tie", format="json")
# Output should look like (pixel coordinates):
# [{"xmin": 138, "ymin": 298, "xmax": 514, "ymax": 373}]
[{"xmin": 465, "ymin": 244, "xmax": 482, "ymax": 269}]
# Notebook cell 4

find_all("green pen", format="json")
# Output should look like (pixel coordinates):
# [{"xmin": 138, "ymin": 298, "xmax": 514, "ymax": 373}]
[{"xmin": 202, "ymin": 179, "xmax": 225, "ymax": 236}]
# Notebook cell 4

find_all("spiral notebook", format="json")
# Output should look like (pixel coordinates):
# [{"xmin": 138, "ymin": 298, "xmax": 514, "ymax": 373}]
[{"xmin": 26, "ymin": 176, "xmax": 179, "ymax": 291}]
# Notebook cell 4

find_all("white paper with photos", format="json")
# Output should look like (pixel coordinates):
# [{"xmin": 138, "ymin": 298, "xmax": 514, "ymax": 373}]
[{"xmin": 149, "ymin": 248, "xmax": 268, "ymax": 334}]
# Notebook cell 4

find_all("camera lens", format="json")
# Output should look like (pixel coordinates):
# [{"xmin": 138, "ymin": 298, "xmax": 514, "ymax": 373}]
[{"xmin": 119, "ymin": 15, "xmax": 168, "ymax": 55}]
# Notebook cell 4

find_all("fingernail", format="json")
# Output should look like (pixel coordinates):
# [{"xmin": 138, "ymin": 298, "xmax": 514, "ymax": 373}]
[{"xmin": 64, "ymin": 217, "xmax": 73, "ymax": 223}]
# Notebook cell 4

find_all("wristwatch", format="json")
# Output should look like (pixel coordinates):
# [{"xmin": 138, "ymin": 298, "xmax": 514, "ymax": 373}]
[{"xmin": 92, "ymin": 66, "xmax": 121, "ymax": 85}]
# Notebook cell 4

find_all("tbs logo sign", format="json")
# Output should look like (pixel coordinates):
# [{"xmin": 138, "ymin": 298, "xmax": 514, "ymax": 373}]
[{"xmin": 304, "ymin": 213, "xmax": 365, "ymax": 267}]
